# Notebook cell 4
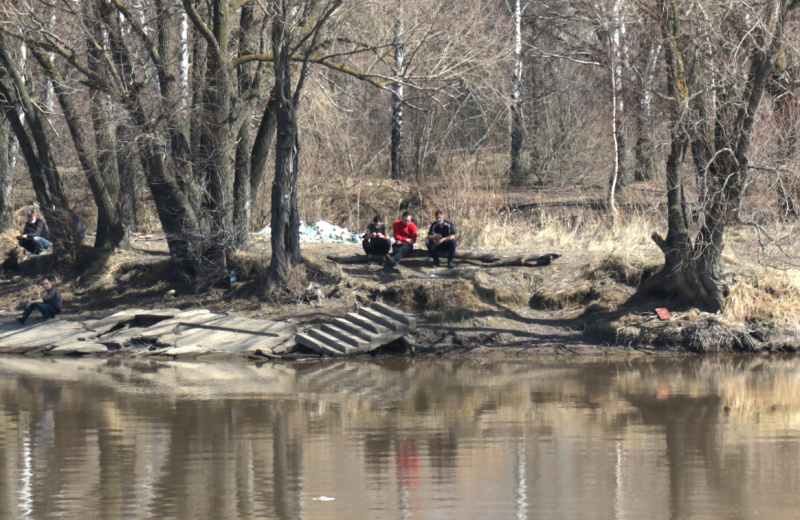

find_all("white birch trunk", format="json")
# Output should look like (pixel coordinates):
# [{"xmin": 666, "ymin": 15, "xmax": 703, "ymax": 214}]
[
  {"xmin": 179, "ymin": 11, "xmax": 190, "ymax": 108},
  {"xmin": 608, "ymin": 0, "xmax": 627, "ymax": 216},
  {"xmin": 390, "ymin": 0, "xmax": 405, "ymax": 179},
  {"xmin": 509, "ymin": 0, "xmax": 526, "ymax": 185}
]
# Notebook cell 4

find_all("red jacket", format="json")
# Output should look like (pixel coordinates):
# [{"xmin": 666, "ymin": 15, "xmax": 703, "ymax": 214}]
[{"xmin": 393, "ymin": 220, "xmax": 418, "ymax": 245}]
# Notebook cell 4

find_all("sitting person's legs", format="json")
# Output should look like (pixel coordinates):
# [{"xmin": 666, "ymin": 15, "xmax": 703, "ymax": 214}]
[
  {"xmin": 427, "ymin": 239, "xmax": 457, "ymax": 266},
  {"xmin": 443, "ymin": 239, "xmax": 457, "ymax": 264},
  {"xmin": 20, "ymin": 303, "xmax": 58, "ymax": 323},
  {"xmin": 36, "ymin": 303, "xmax": 58, "ymax": 319},
  {"xmin": 364, "ymin": 239, "xmax": 390, "ymax": 263},
  {"xmin": 362, "ymin": 239, "xmax": 374, "ymax": 256},
  {"xmin": 391, "ymin": 243, "xmax": 412, "ymax": 263},
  {"xmin": 370, "ymin": 240, "xmax": 391, "ymax": 257},
  {"xmin": 426, "ymin": 240, "xmax": 441, "ymax": 265},
  {"xmin": 33, "ymin": 236, "xmax": 51, "ymax": 254},
  {"xmin": 18, "ymin": 238, "xmax": 36, "ymax": 254}
]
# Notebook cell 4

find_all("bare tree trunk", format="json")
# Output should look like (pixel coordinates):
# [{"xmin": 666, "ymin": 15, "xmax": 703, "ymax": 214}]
[
  {"xmin": 0, "ymin": 32, "xmax": 78, "ymax": 262},
  {"xmin": 609, "ymin": 0, "xmax": 628, "ymax": 197},
  {"xmin": 269, "ymin": 16, "xmax": 303, "ymax": 282},
  {"xmin": 31, "ymin": 45, "xmax": 128, "ymax": 251},
  {"xmin": 774, "ymin": 95, "xmax": 800, "ymax": 216},
  {"xmin": 509, "ymin": 0, "xmax": 526, "ymax": 186},
  {"xmin": 0, "ymin": 113, "xmax": 12, "ymax": 233},
  {"xmin": 179, "ymin": 10, "xmax": 190, "ymax": 108},
  {"xmin": 634, "ymin": 41, "xmax": 661, "ymax": 181},
  {"xmin": 390, "ymin": 0, "xmax": 405, "ymax": 180},
  {"xmin": 233, "ymin": 0, "xmax": 259, "ymax": 247},
  {"xmin": 115, "ymin": 121, "xmax": 138, "ymax": 233},
  {"xmin": 609, "ymin": 61, "xmax": 621, "ymax": 217},
  {"xmin": 250, "ymin": 87, "xmax": 278, "ymax": 203}
]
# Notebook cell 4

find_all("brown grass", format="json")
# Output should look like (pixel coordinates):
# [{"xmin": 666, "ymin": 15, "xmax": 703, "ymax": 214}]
[
  {"xmin": 724, "ymin": 267, "xmax": 800, "ymax": 328},
  {"xmin": 380, "ymin": 278, "xmax": 490, "ymax": 321}
]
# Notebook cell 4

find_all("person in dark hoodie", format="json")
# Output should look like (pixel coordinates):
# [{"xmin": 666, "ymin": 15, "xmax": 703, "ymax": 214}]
[
  {"xmin": 17, "ymin": 209, "xmax": 51, "ymax": 255},
  {"xmin": 17, "ymin": 277, "xmax": 62, "ymax": 325}
]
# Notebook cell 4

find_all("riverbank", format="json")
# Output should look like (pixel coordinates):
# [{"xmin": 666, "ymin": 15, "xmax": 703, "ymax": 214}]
[{"xmin": 0, "ymin": 224, "xmax": 798, "ymax": 358}]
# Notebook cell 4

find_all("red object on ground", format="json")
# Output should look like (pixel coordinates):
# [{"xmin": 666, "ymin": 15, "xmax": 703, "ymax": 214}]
[{"xmin": 656, "ymin": 308, "xmax": 671, "ymax": 320}]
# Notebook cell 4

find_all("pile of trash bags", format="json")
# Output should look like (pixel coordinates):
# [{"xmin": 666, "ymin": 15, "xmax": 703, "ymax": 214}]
[{"xmin": 254, "ymin": 220, "xmax": 360, "ymax": 244}]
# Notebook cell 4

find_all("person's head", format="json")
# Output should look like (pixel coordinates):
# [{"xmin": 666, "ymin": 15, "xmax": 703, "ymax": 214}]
[
  {"xmin": 42, "ymin": 277, "xmax": 54, "ymax": 290},
  {"xmin": 401, "ymin": 211, "xmax": 412, "ymax": 225},
  {"xmin": 373, "ymin": 215, "xmax": 382, "ymax": 226},
  {"xmin": 435, "ymin": 210, "xmax": 444, "ymax": 223},
  {"xmin": 27, "ymin": 210, "xmax": 36, "ymax": 222}
]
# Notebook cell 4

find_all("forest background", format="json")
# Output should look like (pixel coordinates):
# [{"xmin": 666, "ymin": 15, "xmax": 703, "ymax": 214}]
[{"xmin": 1, "ymin": 0, "xmax": 800, "ymax": 327}]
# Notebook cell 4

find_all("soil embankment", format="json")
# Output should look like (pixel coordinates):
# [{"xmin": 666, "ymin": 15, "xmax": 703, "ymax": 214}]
[{"xmin": 0, "ymin": 235, "xmax": 797, "ymax": 359}]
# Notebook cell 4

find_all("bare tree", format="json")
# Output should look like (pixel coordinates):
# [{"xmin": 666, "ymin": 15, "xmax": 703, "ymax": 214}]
[
  {"xmin": 643, "ymin": 0, "xmax": 800, "ymax": 311},
  {"xmin": 0, "ymin": 30, "xmax": 81, "ymax": 260}
]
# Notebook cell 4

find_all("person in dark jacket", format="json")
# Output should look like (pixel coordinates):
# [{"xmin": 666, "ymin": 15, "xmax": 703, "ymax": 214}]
[
  {"xmin": 17, "ymin": 277, "xmax": 62, "ymax": 325},
  {"xmin": 17, "ymin": 210, "xmax": 51, "ymax": 255},
  {"xmin": 362, "ymin": 215, "xmax": 391, "ymax": 265},
  {"xmin": 426, "ymin": 210, "xmax": 457, "ymax": 268}
]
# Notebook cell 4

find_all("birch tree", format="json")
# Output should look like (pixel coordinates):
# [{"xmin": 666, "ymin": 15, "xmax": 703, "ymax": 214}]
[{"xmin": 509, "ymin": 0, "xmax": 526, "ymax": 185}]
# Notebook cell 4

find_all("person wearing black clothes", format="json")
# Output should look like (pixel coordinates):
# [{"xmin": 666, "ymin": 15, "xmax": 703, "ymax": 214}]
[
  {"xmin": 17, "ymin": 277, "xmax": 62, "ymax": 325},
  {"xmin": 363, "ymin": 216, "xmax": 391, "ymax": 265},
  {"xmin": 17, "ymin": 209, "xmax": 51, "ymax": 255},
  {"xmin": 426, "ymin": 210, "xmax": 457, "ymax": 268}
]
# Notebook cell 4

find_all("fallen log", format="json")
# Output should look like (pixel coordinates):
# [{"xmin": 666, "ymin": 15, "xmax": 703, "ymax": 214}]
[{"xmin": 327, "ymin": 249, "xmax": 560, "ymax": 267}]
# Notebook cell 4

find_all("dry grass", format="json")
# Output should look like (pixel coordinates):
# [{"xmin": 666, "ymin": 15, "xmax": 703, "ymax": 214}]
[
  {"xmin": 581, "ymin": 251, "xmax": 662, "ymax": 286},
  {"xmin": 530, "ymin": 281, "xmax": 595, "ymax": 310},
  {"xmin": 380, "ymin": 278, "xmax": 490, "ymax": 320},
  {"xmin": 472, "ymin": 271, "xmax": 532, "ymax": 307},
  {"xmin": 724, "ymin": 267, "xmax": 800, "ymax": 327}
]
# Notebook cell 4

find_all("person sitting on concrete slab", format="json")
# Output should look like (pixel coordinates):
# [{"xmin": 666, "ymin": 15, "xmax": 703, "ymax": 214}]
[
  {"xmin": 17, "ymin": 209, "xmax": 51, "ymax": 255},
  {"xmin": 17, "ymin": 277, "xmax": 62, "ymax": 325},
  {"xmin": 387, "ymin": 211, "xmax": 418, "ymax": 269},
  {"xmin": 426, "ymin": 210, "xmax": 458, "ymax": 268},
  {"xmin": 362, "ymin": 215, "xmax": 391, "ymax": 266}
]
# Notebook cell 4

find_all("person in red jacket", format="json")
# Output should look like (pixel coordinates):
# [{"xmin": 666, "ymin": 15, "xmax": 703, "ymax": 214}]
[{"xmin": 387, "ymin": 211, "xmax": 418, "ymax": 268}]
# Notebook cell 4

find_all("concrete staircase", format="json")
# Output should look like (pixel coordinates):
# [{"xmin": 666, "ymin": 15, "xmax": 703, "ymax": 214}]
[{"xmin": 296, "ymin": 302, "xmax": 416, "ymax": 357}]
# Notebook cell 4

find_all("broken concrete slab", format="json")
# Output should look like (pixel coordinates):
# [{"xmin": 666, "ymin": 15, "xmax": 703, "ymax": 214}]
[
  {"xmin": 87, "ymin": 308, "xmax": 182, "ymax": 336},
  {"xmin": 47, "ymin": 342, "xmax": 110, "ymax": 356},
  {"xmin": 0, "ymin": 320, "xmax": 93, "ymax": 354}
]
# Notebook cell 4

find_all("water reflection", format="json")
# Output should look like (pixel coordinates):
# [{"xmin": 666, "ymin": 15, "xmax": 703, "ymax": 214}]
[{"xmin": 1, "ymin": 356, "xmax": 800, "ymax": 519}]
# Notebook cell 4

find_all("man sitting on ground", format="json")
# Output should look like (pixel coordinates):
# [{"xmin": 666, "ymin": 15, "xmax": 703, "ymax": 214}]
[
  {"xmin": 17, "ymin": 277, "xmax": 62, "ymax": 325},
  {"xmin": 426, "ymin": 210, "xmax": 458, "ymax": 268},
  {"xmin": 363, "ymin": 215, "xmax": 391, "ymax": 266},
  {"xmin": 17, "ymin": 209, "xmax": 51, "ymax": 255},
  {"xmin": 387, "ymin": 211, "xmax": 418, "ymax": 269}
]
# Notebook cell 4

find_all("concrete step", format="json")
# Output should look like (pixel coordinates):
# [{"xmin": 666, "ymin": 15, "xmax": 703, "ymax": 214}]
[
  {"xmin": 371, "ymin": 302, "xmax": 416, "ymax": 328},
  {"xmin": 331, "ymin": 318, "xmax": 375, "ymax": 341},
  {"xmin": 296, "ymin": 333, "xmax": 348, "ymax": 357},
  {"xmin": 321, "ymin": 323, "xmax": 370, "ymax": 349},
  {"xmin": 344, "ymin": 312, "xmax": 390, "ymax": 335},
  {"xmin": 307, "ymin": 329, "xmax": 358, "ymax": 355},
  {"xmin": 358, "ymin": 307, "xmax": 403, "ymax": 331}
]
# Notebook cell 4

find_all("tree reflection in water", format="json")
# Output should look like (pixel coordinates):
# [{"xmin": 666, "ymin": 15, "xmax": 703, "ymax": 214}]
[{"xmin": 0, "ymin": 356, "xmax": 799, "ymax": 519}]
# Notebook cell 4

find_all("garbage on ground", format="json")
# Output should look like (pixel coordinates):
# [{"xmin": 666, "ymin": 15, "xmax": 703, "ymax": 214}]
[{"xmin": 254, "ymin": 220, "xmax": 360, "ymax": 244}]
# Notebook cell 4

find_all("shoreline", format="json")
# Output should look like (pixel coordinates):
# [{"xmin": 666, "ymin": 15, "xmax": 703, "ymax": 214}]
[{"xmin": 0, "ymin": 240, "xmax": 796, "ymax": 360}]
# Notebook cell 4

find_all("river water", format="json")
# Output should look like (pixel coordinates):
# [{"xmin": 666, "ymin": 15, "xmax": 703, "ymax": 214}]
[{"xmin": 1, "ymin": 355, "xmax": 800, "ymax": 519}]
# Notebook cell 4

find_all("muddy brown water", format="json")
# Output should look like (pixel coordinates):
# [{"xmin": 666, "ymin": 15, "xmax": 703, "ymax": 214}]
[{"xmin": 1, "ymin": 355, "xmax": 800, "ymax": 519}]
